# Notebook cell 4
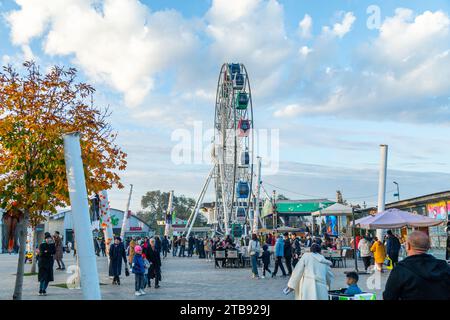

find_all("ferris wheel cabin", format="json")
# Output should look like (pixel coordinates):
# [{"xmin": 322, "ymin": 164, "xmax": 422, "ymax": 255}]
[
  {"xmin": 236, "ymin": 92, "xmax": 249, "ymax": 110},
  {"xmin": 237, "ymin": 181, "xmax": 250, "ymax": 199}
]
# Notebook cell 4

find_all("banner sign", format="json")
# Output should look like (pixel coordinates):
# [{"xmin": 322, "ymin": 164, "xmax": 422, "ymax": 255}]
[{"xmin": 427, "ymin": 201, "xmax": 448, "ymax": 220}]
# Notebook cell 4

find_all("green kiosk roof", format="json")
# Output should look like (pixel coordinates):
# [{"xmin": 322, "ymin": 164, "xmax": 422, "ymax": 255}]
[{"xmin": 276, "ymin": 200, "xmax": 335, "ymax": 215}]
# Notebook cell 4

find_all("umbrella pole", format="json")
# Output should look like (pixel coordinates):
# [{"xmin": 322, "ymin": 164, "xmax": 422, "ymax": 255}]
[{"xmin": 352, "ymin": 207, "xmax": 359, "ymax": 272}]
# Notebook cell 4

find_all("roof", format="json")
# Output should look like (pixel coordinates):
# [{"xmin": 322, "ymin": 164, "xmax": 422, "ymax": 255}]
[
  {"xmin": 362, "ymin": 190, "xmax": 450, "ymax": 213},
  {"xmin": 311, "ymin": 203, "xmax": 354, "ymax": 217},
  {"xmin": 386, "ymin": 190, "xmax": 450, "ymax": 208}
]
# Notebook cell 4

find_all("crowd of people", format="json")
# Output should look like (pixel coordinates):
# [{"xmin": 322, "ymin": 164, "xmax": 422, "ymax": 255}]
[
  {"xmin": 33, "ymin": 231, "xmax": 167, "ymax": 297},
  {"xmin": 32, "ymin": 228, "xmax": 450, "ymax": 300},
  {"xmin": 119, "ymin": 236, "xmax": 163, "ymax": 295},
  {"xmin": 282, "ymin": 230, "xmax": 450, "ymax": 300},
  {"xmin": 170, "ymin": 235, "xmax": 212, "ymax": 259}
]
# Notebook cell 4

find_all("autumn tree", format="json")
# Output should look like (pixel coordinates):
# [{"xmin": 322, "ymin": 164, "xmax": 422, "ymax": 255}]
[{"xmin": 0, "ymin": 61, "xmax": 127, "ymax": 300}]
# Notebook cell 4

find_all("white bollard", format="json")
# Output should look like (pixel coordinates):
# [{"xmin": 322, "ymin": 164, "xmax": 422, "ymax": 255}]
[{"xmin": 63, "ymin": 132, "xmax": 102, "ymax": 300}]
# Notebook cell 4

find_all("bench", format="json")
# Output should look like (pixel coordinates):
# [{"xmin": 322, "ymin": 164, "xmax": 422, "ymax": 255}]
[
  {"xmin": 214, "ymin": 250, "xmax": 226, "ymax": 268},
  {"xmin": 226, "ymin": 250, "xmax": 239, "ymax": 268}
]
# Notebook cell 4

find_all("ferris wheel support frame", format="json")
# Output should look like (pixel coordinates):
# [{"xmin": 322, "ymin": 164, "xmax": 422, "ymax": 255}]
[{"xmin": 184, "ymin": 166, "xmax": 215, "ymax": 239}]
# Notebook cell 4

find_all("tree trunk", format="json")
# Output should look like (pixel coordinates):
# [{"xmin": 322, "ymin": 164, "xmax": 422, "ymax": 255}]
[
  {"xmin": 12, "ymin": 211, "xmax": 29, "ymax": 300},
  {"xmin": 30, "ymin": 228, "xmax": 37, "ymax": 274}
]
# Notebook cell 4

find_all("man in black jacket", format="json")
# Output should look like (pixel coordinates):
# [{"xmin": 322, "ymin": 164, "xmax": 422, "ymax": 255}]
[
  {"xmin": 383, "ymin": 231, "xmax": 450, "ymax": 300},
  {"xmin": 283, "ymin": 233, "xmax": 293, "ymax": 275},
  {"xmin": 290, "ymin": 233, "xmax": 302, "ymax": 268},
  {"xmin": 187, "ymin": 235, "xmax": 195, "ymax": 257},
  {"xmin": 386, "ymin": 230, "xmax": 401, "ymax": 267}
]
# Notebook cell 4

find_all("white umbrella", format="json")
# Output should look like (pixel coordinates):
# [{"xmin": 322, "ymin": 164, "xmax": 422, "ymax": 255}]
[{"xmin": 311, "ymin": 203, "xmax": 354, "ymax": 217}]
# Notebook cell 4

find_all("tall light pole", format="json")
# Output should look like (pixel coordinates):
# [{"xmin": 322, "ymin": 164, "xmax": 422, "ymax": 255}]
[{"xmin": 393, "ymin": 181, "xmax": 400, "ymax": 201}]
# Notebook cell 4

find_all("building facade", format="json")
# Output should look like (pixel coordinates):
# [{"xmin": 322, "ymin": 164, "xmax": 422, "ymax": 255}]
[{"xmin": 363, "ymin": 190, "xmax": 450, "ymax": 260}]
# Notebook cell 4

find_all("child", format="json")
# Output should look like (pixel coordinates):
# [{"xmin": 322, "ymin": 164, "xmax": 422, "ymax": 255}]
[
  {"xmin": 344, "ymin": 272, "xmax": 362, "ymax": 295},
  {"xmin": 132, "ymin": 245, "xmax": 146, "ymax": 296},
  {"xmin": 261, "ymin": 244, "xmax": 272, "ymax": 278}
]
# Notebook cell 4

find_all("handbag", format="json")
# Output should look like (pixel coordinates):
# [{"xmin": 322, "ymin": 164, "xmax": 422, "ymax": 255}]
[
  {"xmin": 144, "ymin": 259, "xmax": 151, "ymax": 269},
  {"xmin": 125, "ymin": 267, "xmax": 130, "ymax": 277},
  {"xmin": 384, "ymin": 256, "xmax": 392, "ymax": 269}
]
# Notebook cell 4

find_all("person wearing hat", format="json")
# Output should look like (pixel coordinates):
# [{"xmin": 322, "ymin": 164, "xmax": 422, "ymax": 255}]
[
  {"xmin": 109, "ymin": 237, "xmax": 128, "ymax": 285},
  {"xmin": 132, "ymin": 245, "xmax": 146, "ymax": 296},
  {"xmin": 37, "ymin": 233, "xmax": 56, "ymax": 296}
]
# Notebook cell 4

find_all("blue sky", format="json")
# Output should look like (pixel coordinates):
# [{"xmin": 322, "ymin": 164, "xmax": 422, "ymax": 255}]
[{"xmin": 1, "ymin": 0, "xmax": 450, "ymax": 212}]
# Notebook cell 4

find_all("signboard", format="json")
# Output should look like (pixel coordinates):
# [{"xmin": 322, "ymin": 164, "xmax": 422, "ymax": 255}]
[
  {"xmin": 276, "ymin": 201, "xmax": 335, "ymax": 215},
  {"xmin": 325, "ymin": 216, "xmax": 338, "ymax": 236},
  {"xmin": 157, "ymin": 220, "xmax": 166, "ymax": 226},
  {"xmin": 129, "ymin": 227, "xmax": 142, "ymax": 231},
  {"xmin": 427, "ymin": 201, "xmax": 448, "ymax": 220}
]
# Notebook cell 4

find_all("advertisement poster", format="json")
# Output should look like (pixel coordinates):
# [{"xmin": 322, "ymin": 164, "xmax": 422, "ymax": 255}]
[
  {"xmin": 325, "ymin": 216, "xmax": 338, "ymax": 236},
  {"xmin": 427, "ymin": 201, "xmax": 448, "ymax": 220}
]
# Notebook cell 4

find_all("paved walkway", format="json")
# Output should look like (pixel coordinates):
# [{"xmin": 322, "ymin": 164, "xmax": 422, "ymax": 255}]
[{"xmin": 0, "ymin": 253, "xmax": 389, "ymax": 300}]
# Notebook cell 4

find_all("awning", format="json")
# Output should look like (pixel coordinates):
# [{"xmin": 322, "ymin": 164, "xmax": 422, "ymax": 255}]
[{"xmin": 311, "ymin": 203, "xmax": 354, "ymax": 217}]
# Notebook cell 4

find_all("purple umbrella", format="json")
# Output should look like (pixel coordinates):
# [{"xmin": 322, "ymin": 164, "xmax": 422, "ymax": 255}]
[{"xmin": 356, "ymin": 208, "xmax": 444, "ymax": 229}]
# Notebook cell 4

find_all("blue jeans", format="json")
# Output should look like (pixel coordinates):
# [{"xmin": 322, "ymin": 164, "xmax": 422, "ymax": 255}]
[
  {"xmin": 39, "ymin": 280, "xmax": 49, "ymax": 292},
  {"xmin": 135, "ymin": 273, "xmax": 145, "ymax": 291},
  {"xmin": 251, "ymin": 255, "xmax": 259, "ymax": 276}
]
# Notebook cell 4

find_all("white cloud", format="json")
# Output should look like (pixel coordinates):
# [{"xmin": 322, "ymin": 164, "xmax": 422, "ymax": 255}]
[
  {"xmin": 374, "ymin": 9, "xmax": 450, "ymax": 65},
  {"xmin": 299, "ymin": 46, "xmax": 313, "ymax": 57},
  {"xmin": 275, "ymin": 9, "xmax": 450, "ymax": 123},
  {"xmin": 1, "ymin": 54, "xmax": 11, "ymax": 65},
  {"xmin": 6, "ymin": 2, "xmax": 449, "ymax": 126},
  {"xmin": 323, "ymin": 11, "xmax": 356, "ymax": 38},
  {"xmin": 298, "ymin": 14, "xmax": 312, "ymax": 38},
  {"xmin": 205, "ymin": 0, "xmax": 292, "ymax": 97},
  {"xmin": 6, "ymin": 0, "xmax": 198, "ymax": 107},
  {"xmin": 274, "ymin": 104, "xmax": 301, "ymax": 117}
]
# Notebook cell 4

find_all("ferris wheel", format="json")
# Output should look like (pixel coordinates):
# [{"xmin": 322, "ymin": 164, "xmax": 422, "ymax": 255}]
[
  {"xmin": 212, "ymin": 63, "xmax": 254, "ymax": 235},
  {"xmin": 184, "ymin": 63, "xmax": 255, "ymax": 238}
]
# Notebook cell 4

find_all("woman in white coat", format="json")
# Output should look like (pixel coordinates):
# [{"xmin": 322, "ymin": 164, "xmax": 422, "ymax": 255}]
[{"xmin": 287, "ymin": 243, "xmax": 334, "ymax": 300}]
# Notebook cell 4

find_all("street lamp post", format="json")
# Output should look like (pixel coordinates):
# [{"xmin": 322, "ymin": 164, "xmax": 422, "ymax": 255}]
[{"xmin": 393, "ymin": 181, "xmax": 400, "ymax": 201}]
